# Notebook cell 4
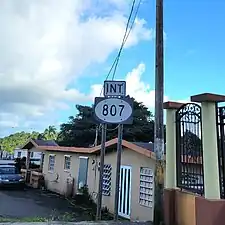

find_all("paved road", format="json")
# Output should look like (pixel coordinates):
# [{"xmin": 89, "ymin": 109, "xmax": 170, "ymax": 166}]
[
  {"xmin": 0, "ymin": 189, "xmax": 152, "ymax": 224},
  {"xmin": 1, "ymin": 222, "xmax": 152, "ymax": 225},
  {"xmin": 0, "ymin": 188, "xmax": 75, "ymax": 220}
]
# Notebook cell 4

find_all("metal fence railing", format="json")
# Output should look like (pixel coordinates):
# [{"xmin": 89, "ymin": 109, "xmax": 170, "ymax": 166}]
[{"xmin": 176, "ymin": 103, "xmax": 204, "ymax": 196}]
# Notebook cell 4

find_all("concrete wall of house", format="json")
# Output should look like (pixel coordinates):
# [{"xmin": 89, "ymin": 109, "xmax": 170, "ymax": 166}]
[
  {"xmin": 42, "ymin": 151, "xmax": 96, "ymax": 195},
  {"xmin": 43, "ymin": 148, "xmax": 155, "ymax": 222},
  {"xmin": 91, "ymin": 148, "xmax": 156, "ymax": 222}
]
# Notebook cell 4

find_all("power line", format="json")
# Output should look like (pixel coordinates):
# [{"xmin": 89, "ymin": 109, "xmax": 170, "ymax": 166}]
[
  {"xmin": 99, "ymin": 0, "xmax": 141, "ymax": 95},
  {"xmin": 111, "ymin": 0, "xmax": 142, "ymax": 81},
  {"xmin": 93, "ymin": 0, "xmax": 141, "ymax": 147}
]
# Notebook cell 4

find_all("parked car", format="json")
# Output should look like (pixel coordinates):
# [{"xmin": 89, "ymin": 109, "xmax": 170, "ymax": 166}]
[{"xmin": 0, "ymin": 163, "xmax": 25, "ymax": 189}]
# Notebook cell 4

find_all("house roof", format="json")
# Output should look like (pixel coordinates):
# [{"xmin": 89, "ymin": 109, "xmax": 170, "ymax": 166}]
[
  {"xmin": 32, "ymin": 139, "xmax": 58, "ymax": 147},
  {"xmin": 35, "ymin": 138, "xmax": 156, "ymax": 159},
  {"xmin": 21, "ymin": 139, "xmax": 58, "ymax": 150},
  {"xmin": 131, "ymin": 142, "xmax": 154, "ymax": 151},
  {"xmin": 20, "ymin": 138, "xmax": 200, "ymax": 163}
]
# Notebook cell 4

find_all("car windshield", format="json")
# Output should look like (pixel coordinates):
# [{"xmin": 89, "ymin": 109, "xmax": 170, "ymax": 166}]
[{"xmin": 0, "ymin": 167, "xmax": 18, "ymax": 175}]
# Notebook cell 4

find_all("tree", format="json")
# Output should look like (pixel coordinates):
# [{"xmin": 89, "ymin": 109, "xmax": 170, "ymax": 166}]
[
  {"xmin": 57, "ymin": 99, "xmax": 156, "ymax": 147},
  {"xmin": 182, "ymin": 130, "xmax": 201, "ymax": 157},
  {"xmin": 43, "ymin": 125, "xmax": 58, "ymax": 140},
  {"xmin": 0, "ymin": 131, "xmax": 40, "ymax": 152},
  {"xmin": 0, "ymin": 126, "xmax": 58, "ymax": 152},
  {"xmin": 57, "ymin": 105, "xmax": 96, "ymax": 147}
]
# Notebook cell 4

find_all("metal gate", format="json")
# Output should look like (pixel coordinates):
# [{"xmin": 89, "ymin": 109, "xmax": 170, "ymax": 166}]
[
  {"xmin": 118, "ymin": 165, "xmax": 132, "ymax": 219},
  {"xmin": 217, "ymin": 106, "xmax": 225, "ymax": 198},
  {"xmin": 176, "ymin": 103, "xmax": 204, "ymax": 195}
]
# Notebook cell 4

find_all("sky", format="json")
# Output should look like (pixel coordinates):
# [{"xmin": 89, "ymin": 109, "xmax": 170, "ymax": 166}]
[{"xmin": 0, "ymin": 0, "xmax": 225, "ymax": 137}]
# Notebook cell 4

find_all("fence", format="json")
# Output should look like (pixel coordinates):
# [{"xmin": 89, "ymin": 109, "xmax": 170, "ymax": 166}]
[
  {"xmin": 176, "ymin": 103, "xmax": 204, "ymax": 195},
  {"xmin": 217, "ymin": 105, "xmax": 225, "ymax": 198}
]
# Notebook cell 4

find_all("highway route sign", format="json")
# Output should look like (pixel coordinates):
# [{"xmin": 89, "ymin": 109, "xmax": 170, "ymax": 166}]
[
  {"xmin": 94, "ymin": 97, "xmax": 133, "ymax": 124},
  {"xmin": 103, "ymin": 80, "xmax": 126, "ymax": 97}
]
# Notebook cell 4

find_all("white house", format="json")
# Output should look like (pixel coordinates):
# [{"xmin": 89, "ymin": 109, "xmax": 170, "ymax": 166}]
[
  {"xmin": 14, "ymin": 149, "xmax": 42, "ymax": 160},
  {"xmin": 0, "ymin": 150, "xmax": 14, "ymax": 159},
  {"xmin": 15, "ymin": 139, "xmax": 59, "ymax": 160}
]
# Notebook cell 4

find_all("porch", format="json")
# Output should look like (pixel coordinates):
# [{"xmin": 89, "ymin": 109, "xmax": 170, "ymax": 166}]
[{"xmin": 19, "ymin": 139, "xmax": 57, "ymax": 189}]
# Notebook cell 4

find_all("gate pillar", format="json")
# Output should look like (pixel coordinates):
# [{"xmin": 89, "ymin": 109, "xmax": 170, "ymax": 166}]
[
  {"xmin": 164, "ymin": 101, "xmax": 183, "ymax": 188},
  {"xmin": 191, "ymin": 93, "xmax": 224, "ymax": 199},
  {"xmin": 163, "ymin": 101, "xmax": 183, "ymax": 225}
]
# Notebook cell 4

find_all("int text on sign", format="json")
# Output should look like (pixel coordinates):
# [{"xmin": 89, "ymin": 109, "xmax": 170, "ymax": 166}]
[{"xmin": 104, "ymin": 81, "xmax": 126, "ymax": 97}]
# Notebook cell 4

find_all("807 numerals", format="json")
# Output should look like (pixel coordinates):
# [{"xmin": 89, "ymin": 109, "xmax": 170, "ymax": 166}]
[{"xmin": 102, "ymin": 104, "xmax": 124, "ymax": 117}]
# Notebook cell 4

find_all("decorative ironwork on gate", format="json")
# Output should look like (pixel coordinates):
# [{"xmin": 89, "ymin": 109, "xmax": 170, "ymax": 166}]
[
  {"xmin": 217, "ymin": 106, "xmax": 225, "ymax": 198},
  {"xmin": 176, "ymin": 103, "xmax": 204, "ymax": 195}
]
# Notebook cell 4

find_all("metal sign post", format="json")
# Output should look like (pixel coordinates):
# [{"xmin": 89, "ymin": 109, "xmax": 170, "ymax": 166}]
[
  {"xmin": 114, "ymin": 123, "xmax": 123, "ymax": 221},
  {"xmin": 96, "ymin": 123, "xmax": 107, "ymax": 220},
  {"xmin": 94, "ymin": 80, "xmax": 133, "ymax": 221}
]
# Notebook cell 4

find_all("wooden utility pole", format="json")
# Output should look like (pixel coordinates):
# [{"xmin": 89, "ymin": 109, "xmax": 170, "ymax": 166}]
[{"xmin": 153, "ymin": 0, "xmax": 164, "ymax": 225}]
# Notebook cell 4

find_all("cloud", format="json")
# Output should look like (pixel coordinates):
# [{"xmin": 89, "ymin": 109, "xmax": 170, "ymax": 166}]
[
  {"xmin": 90, "ymin": 63, "xmax": 169, "ymax": 108},
  {"xmin": 0, "ymin": 0, "xmax": 152, "ymax": 133}
]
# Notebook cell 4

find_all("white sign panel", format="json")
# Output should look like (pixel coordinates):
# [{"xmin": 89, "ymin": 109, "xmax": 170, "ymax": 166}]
[
  {"xmin": 104, "ymin": 80, "xmax": 126, "ymax": 97},
  {"xmin": 94, "ymin": 97, "xmax": 133, "ymax": 124}
]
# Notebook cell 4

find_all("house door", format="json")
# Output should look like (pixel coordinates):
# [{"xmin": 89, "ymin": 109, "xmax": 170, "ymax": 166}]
[
  {"xmin": 118, "ymin": 165, "xmax": 132, "ymax": 219},
  {"xmin": 77, "ymin": 156, "xmax": 89, "ymax": 190}
]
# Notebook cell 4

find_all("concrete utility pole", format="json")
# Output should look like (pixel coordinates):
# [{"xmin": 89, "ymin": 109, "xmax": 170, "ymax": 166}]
[{"xmin": 153, "ymin": 0, "xmax": 164, "ymax": 225}]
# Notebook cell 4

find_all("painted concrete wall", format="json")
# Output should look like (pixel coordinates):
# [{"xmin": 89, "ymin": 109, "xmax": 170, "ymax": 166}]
[
  {"xmin": 175, "ymin": 190, "xmax": 196, "ymax": 225},
  {"xmin": 42, "ymin": 148, "xmax": 155, "ymax": 222}
]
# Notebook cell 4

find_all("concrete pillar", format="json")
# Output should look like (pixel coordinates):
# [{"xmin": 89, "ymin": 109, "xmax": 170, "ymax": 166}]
[
  {"xmin": 163, "ymin": 102, "xmax": 184, "ymax": 188},
  {"xmin": 163, "ymin": 101, "xmax": 184, "ymax": 225},
  {"xmin": 191, "ymin": 93, "xmax": 225, "ymax": 199},
  {"xmin": 165, "ymin": 109, "xmax": 176, "ymax": 188}
]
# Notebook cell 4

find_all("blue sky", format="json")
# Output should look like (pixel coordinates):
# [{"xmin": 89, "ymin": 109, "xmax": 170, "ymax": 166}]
[
  {"xmin": 61, "ymin": 0, "xmax": 225, "ymax": 121},
  {"xmin": 0, "ymin": 0, "xmax": 225, "ymax": 136}
]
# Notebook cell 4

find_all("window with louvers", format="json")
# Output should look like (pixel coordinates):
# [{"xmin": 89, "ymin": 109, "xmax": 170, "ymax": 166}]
[
  {"xmin": 102, "ymin": 164, "xmax": 112, "ymax": 196},
  {"xmin": 139, "ymin": 167, "xmax": 154, "ymax": 208}
]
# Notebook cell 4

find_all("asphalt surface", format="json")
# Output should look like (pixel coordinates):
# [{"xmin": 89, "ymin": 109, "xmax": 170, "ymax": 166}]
[
  {"xmin": 0, "ymin": 188, "xmax": 76, "ymax": 220},
  {"xmin": 0, "ymin": 189, "xmax": 152, "ymax": 224},
  {"xmin": 1, "ymin": 223, "xmax": 152, "ymax": 225}
]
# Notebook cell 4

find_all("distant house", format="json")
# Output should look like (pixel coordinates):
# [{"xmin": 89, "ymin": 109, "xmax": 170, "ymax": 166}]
[
  {"xmin": 15, "ymin": 139, "xmax": 58, "ymax": 160},
  {"xmin": 0, "ymin": 150, "xmax": 14, "ymax": 159},
  {"xmin": 14, "ymin": 149, "xmax": 41, "ymax": 159}
]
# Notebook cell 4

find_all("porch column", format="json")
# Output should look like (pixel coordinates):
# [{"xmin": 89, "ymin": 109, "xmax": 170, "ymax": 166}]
[
  {"xmin": 191, "ymin": 93, "xmax": 225, "ymax": 199},
  {"xmin": 40, "ymin": 153, "xmax": 45, "ymax": 171},
  {"xmin": 163, "ymin": 101, "xmax": 183, "ymax": 188},
  {"xmin": 26, "ymin": 151, "xmax": 31, "ymax": 169},
  {"xmin": 163, "ymin": 101, "xmax": 183, "ymax": 225}
]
